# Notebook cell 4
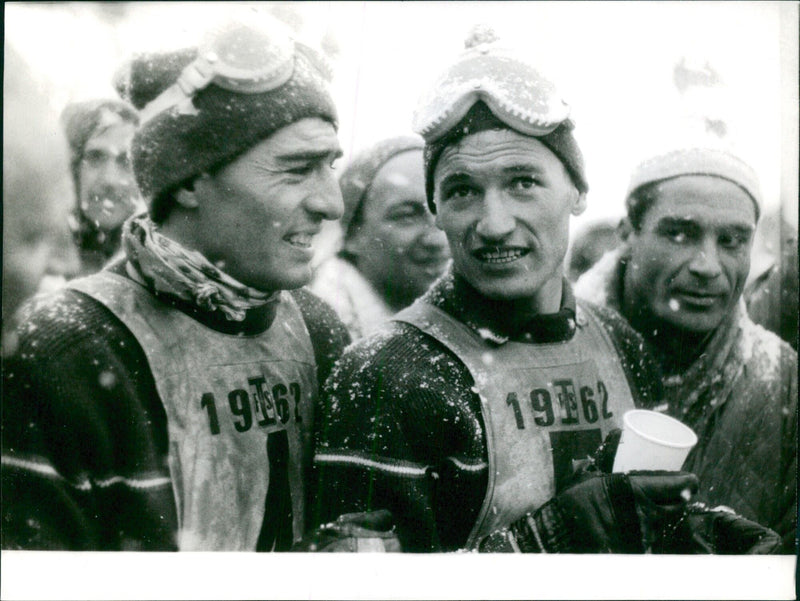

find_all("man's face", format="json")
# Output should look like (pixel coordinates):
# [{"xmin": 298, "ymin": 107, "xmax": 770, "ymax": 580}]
[
  {"xmin": 433, "ymin": 128, "xmax": 585, "ymax": 309},
  {"xmin": 78, "ymin": 121, "xmax": 141, "ymax": 230},
  {"xmin": 346, "ymin": 150, "xmax": 449, "ymax": 306},
  {"xmin": 191, "ymin": 118, "xmax": 343, "ymax": 292},
  {"xmin": 624, "ymin": 175, "xmax": 756, "ymax": 334}
]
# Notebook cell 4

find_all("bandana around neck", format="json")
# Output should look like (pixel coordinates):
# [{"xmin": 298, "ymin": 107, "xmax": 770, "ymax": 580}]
[{"xmin": 123, "ymin": 215, "xmax": 278, "ymax": 321}]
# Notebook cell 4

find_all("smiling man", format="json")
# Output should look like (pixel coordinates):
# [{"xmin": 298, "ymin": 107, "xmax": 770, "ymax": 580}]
[
  {"xmin": 1, "ymin": 16, "xmax": 350, "ymax": 551},
  {"xmin": 307, "ymin": 32, "xmax": 713, "ymax": 553},
  {"xmin": 59, "ymin": 99, "xmax": 143, "ymax": 277},
  {"xmin": 311, "ymin": 136, "xmax": 450, "ymax": 339},
  {"xmin": 575, "ymin": 147, "xmax": 797, "ymax": 551}
]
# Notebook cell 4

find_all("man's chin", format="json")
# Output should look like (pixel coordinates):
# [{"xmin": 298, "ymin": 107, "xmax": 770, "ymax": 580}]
[{"xmin": 657, "ymin": 309, "xmax": 724, "ymax": 336}]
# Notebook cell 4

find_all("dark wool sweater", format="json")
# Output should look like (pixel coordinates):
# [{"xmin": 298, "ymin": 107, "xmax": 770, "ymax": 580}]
[
  {"xmin": 311, "ymin": 273, "xmax": 663, "ymax": 552},
  {"xmin": 1, "ymin": 263, "xmax": 350, "ymax": 550}
]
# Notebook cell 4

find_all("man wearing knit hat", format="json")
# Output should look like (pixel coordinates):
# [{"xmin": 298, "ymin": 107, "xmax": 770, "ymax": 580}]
[
  {"xmin": 310, "ymin": 136, "xmax": 450, "ymax": 339},
  {"xmin": 2, "ymin": 14, "xmax": 349, "ymax": 551},
  {"xmin": 59, "ymin": 99, "xmax": 143, "ymax": 277},
  {"xmin": 305, "ymin": 30, "xmax": 777, "ymax": 554},
  {"xmin": 575, "ymin": 147, "xmax": 797, "ymax": 551}
]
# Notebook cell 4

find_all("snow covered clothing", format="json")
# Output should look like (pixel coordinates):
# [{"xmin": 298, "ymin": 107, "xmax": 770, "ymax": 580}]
[
  {"xmin": 1, "ymin": 260, "xmax": 349, "ymax": 550},
  {"xmin": 311, "ymin": 270, "xmax": 663, "ymax": 551},
  {"xmin": 309, "ymin": 255, "xmax": 395, "ymax": 340},
  {"xmin": 575, "ymin": 247, "xmax": 798, "ymax": 552}
]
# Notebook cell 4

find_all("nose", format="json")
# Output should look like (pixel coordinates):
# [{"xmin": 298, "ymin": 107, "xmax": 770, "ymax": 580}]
[
  {"xmin": 475, "ymin": 189, "xmax": 515, "ymax": 241},
  {"xmin": 305, "ymin": 171, "xmax": 344, "ymax": 221},
  {"xmin": 101, "ymin": 156, "xmax": 134, "ymax": 186},
  {"xmin": 688, "ymin": 238, "xmax": 723, "ymax": 279}
]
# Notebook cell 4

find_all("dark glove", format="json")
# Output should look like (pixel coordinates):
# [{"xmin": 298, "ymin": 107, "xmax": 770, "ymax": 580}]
[
  {"xmin": 653, "ymin": 503, "xmax": 782, "ymax": 554},
  {"xmin": 480, "ymin": 470, "xmax": 698, "ymax": 553},
  {"xmin": 292, "ymin": 510, "xmax": 402, "ymax": 552}
]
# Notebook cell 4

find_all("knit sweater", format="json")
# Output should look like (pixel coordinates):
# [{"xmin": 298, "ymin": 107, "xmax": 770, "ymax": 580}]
[
  {"xmin": 311, "ymin": 271, "xmax": 663, "ymax": 552},
  {"xmin": 575, "ymin": 247, "xmax": 798, "ymax": 552},
  {"xmin": 1, "ymin": 262, "xmax": 350, "ymax": 550}
]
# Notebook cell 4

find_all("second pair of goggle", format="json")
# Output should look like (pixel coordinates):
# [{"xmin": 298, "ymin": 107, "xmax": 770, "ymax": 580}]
[{"xmin": 412, "ymin": 28, "xmax": 572, "ymax": 142}]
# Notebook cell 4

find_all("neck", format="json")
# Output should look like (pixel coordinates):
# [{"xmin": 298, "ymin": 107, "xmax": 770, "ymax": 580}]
[{"xmin": 625, "ymin": 306, "xmax": 712, "ymax": 375}]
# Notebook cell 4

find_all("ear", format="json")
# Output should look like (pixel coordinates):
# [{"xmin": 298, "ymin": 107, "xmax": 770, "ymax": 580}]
[
  {"xmin": 173, "ymin": 174, "xmax": 209, "ymax": 210},
  {"xmin": 174, "ymin": 187, "xmax": 199, "ymax": 209},
  {"xmin": 571, "ymin": 191, "xmax": 587, "ymax": 216},
  {"xmin": 617, "ymin": 217, "xmax": 633, "ymax": 242}
]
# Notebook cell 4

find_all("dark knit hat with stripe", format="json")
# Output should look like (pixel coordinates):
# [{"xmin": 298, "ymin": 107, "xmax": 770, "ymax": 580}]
[{"xmin": 114, "ymin": 38, "xmax": 337, "ymax": 219}]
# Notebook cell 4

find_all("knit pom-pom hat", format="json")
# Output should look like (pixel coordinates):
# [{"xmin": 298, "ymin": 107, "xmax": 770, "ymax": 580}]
[
  {"xmin": 626, "ymin": 147, "xmax": 762, "ymax": 221},
  {"xmin": 412, "ymin": 26, "xmax": 587, "ymax": 212},
  {"xmin": 338, "ymin": 135, "xmax": 425, "ymax": 239},
  {"xmin": 114, "ymin": 17, "xmax": 338, "ymax": 216}
]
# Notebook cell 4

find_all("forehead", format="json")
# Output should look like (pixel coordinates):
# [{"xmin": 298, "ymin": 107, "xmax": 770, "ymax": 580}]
[
  {"xmin": 243, "ymin": 117, "xmax": 340, "ymax": 162},
  {"xmin": 84, "ymin": 121, "xmax": 136, "ymax": 152},
  {"xmin": 643, "ymin": 175, "xmax": 757, "ymax": 227},
  {"xmin": 369, "ymin": 150, "xmax": 424, "ymax": 195},
  {"xmin": 434, "ymin": 128, "xmax": 564, "ymax": 180}
]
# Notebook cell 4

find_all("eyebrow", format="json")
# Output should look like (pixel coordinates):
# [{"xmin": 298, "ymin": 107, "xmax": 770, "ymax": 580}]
[
  {"xmin": 657, "ymin": 216, "xmax": 755, "ymax": 234},
  {"xmin": 275, "ymin": 147, "xmax": 343, "ymax": 163},
  {"xmin": 439, "ymin": 163, "xmax": 547, "ymax": 184}
]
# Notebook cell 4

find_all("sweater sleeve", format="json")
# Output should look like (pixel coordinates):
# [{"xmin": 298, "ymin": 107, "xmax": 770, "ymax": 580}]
[
  {"xmin": 1, "ymin": 290, "xmax": 177, "ymax": 550},
  {"xmin": 290, "ymin": 287, "xmax": 351, "ymax": 386},
  {"xmin": 310, "ymin": 323, "xmax": 488, "ymax": 552}
]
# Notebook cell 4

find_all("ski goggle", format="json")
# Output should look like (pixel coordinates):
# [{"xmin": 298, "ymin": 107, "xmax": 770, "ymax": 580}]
[
  {"xmin": 140, "ymin": 13, "xmax": 326, "ymax": 124},
  {"xmin": 412, "ymin": 42, "xmax": 571, "ymax": 143}
]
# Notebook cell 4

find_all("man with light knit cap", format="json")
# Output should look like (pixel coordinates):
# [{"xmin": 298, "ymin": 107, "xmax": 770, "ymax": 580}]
[
  {"xmin": 307, "ymin": 29, "xmax": 779, "ymax": 554},
  {"xmin": 310, "ymin": 136, "xmax": 450, "ymax": 339},
  {"xmin": 575, "ymin": 148, "xmax": 797, "ymax": 552},
  {"xmin": 2, "ymin": 14, "xmax": 349, "ymax": 551}
]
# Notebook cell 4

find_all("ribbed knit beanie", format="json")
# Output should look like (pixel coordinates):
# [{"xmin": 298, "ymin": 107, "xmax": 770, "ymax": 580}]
[
  {"xmin": 626, "ymin": 147, "xmax": 762, "ymax": 221},
  {"xmin": 338, "ymin": 135, "xmax": 425, "ymax": 238},
  {"xmin": 113, "ymin": 16, "xmax": 338, "ymax": 216},
  {"xmin": 413, "ymin": 26, "xmax": 587, "ymax": 213}
]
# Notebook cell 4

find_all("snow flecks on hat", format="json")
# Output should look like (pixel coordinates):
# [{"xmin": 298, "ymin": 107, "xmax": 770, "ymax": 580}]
[{"xmin": 626, "ymin": 147, "xmax": 762, "ymax": 220}]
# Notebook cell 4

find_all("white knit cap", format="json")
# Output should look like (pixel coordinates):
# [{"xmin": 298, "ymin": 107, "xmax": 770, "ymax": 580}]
[{"xmin": 626, "ymin": 147, "xmax": 762, "ymax": 220}]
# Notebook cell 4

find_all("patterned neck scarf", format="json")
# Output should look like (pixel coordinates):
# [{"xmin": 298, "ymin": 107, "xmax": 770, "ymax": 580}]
[{"xmin": 123, "ymin": 215, "xmax": 278, "ymax": 322}]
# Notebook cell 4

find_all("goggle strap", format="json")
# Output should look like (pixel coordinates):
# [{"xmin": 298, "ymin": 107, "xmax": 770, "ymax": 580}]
[
  {"xmin": 139, "ymin": 83, "xmax": 192, "ymax": 125},
  {"xmin": 139, "ymin": 56, "xmax": 217, "ymax": 125}
]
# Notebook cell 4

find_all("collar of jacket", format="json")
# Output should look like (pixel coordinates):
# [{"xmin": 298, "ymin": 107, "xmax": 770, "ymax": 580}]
[{"xmin": 421, "ymin": 267, "xmax": 578, "ymax": 345}]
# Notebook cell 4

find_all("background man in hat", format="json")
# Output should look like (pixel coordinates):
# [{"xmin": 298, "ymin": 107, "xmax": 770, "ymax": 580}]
[
  {"xmin": 310, "ymin": 136, "xmax": 450, "ymax": 339},
  {"xmin": 574, "ymin": 147, "xmax": 797, "ymax": 552},
  {"xmin": 1, "ymin": 16, "xmax": 349, "ymax": 551},
  {"xmin": 307, "ymin": 31, "xmax": 714, "ymax": 553},
  {"xmin": 60, "ymin": 99, "xmax": 143, "ymax": 277}
]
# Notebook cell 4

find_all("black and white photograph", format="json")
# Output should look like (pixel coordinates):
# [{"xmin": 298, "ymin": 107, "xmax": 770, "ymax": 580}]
[{"xmin": 2, "ymin": 2, "xmax": 797, "ymax": 599}]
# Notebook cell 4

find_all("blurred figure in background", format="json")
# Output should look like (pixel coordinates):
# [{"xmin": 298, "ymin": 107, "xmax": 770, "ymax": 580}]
[
  {"xmin": 310, "ymin": 136, "xmax": 450, "ymax": 339},
  {"xmin": 60, "ymin": 99, "xmax": 142, "ymax": 277},
  {"xmin": 566, "ymin": 217, "xmax": 622, "ymax": 282},
  {"xmin": 744, "ymin": 214, "xmax": 798, "ymax": 351},
  {"xmin": 575, "ymin": 147, "xmax": 797, "ymax": 551},
  {"xmin": 2, "ymin": 46, "xmax": 73, "ymax": 355}
]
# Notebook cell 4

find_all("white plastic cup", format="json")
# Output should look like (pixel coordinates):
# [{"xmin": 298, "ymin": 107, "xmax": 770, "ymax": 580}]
[{"xmin": 612, "ymin": 409, "xmax": 698, "ymax": 472}]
